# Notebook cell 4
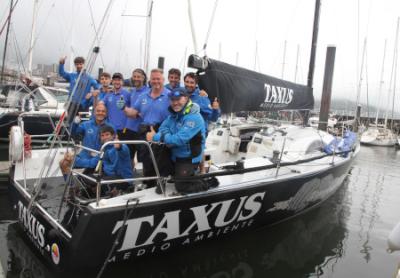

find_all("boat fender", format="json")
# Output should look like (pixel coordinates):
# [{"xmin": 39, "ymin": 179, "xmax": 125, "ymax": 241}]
[
  {"xmin": 9, "ymin": 126, "xmax": 24, "ymax": 163},
  {"xmin": 388, "ymin": 222, "xmax": 400, "ymax": 252}
]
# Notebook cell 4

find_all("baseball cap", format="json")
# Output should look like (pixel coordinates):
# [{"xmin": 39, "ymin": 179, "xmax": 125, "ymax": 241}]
[
  {"xmin": 112, "ymin": 72, "xmax": 123, "ymax": 80},
  {"xmin": 168, "ymin": 87, "xmax": 189, "ymax": 99}
]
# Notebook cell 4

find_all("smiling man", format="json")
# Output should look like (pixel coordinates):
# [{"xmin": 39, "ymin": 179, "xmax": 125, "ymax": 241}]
[{"xmin": 146, "ymin": 87, "xmax": 207, "ymax": 194}]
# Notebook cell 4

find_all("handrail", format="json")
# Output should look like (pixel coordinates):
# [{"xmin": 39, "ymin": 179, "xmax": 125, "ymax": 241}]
[{"xmin": 95, "ymin": 140, "xmax": 164, "ymax": 206}]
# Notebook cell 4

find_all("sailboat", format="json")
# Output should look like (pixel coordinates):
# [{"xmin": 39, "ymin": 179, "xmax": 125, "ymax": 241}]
[
  {"xmin": 6, "ymin": 53, "xmax": 359, "ymax": 270},
  {"xmin": 361, "ymin": 20, "xmax": 399, "ymax": 147},
  {"xmin": 6, "ymin": 0, "xmax": 358, "ymax": 272}
]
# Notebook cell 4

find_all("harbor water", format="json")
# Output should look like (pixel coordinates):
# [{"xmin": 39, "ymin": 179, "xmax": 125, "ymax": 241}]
[{"xmin": 0, "ymin": 145, "xmax": 399, "ymax": 277}]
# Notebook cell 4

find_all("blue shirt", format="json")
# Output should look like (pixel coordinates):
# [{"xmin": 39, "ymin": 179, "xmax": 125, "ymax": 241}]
[
  {"xmin": 125, "ymin": 85, "xmax": 149, "ymax": 132},
  {"xmin": 58, "ymin": 64, "xmax": 99, "ymax": 107},
  {"xmin": 103, "ymin": 88, "xmax": 130, "ymax": 131},
  {"xmin": 153, "ymin": 102, "xmax": 205, "ymax": 164},
  {"xmin": 189, "ymin": 88, "xmax": 221, "ymax": 124},
  {"xmin": 133, "ymin": 88, "xmax": 171, "ymax": 126},
  {"xmin": 103, "ymin": 144, "xmax": 133, "ymax": 179}
]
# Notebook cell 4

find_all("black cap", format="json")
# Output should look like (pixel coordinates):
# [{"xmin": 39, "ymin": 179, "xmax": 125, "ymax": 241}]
[{"xmin": 112, "ymin": 72, "xmax": 123, "ymax": 80}]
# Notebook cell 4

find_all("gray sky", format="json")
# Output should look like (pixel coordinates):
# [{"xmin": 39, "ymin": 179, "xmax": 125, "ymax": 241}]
[{"xmin": 1, "ymin": 0, "xmax": 400, "ymax": 111}]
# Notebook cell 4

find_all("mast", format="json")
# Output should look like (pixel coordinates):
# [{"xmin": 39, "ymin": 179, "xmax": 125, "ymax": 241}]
[
  {"xmin": 281, "ymin": 40, "xmax": 287, "ymax": 79},
  {"xmin": 254, "ymin": 40, "xmax": 258, "ymax": 71},
  {"xmin": 374, "ymin": 40, "xmax": 387, "ymax": 125},
  {"xmin": 355, "ymin": 38, "xmax": 367, "ymax": 107},
  {"xmin": 187, "ymin": 0, "xmax": 199, "ymax": 54},
  {"xmin": 294, "ymin": 44, "xmax": 300, "ymax": 82},
  {"xmin": 28, "ymin": 0, "xmax": 39, "ymax": 76},
  {"xmin": 143, "ymin": 0, "xmax": 153, "ymax": 74},
  {"xmin": 306, "ymin": 0, "xmax": 321, "ymax": 88},
  {"xmin": 384, "ymin": 17, "xmax": 399, "ymax": 129},
  {"xmin": 0, "ymin": 0, "xmax": 13, "ymax": 83}
]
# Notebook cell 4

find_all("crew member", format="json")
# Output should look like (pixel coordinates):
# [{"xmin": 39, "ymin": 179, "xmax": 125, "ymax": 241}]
[
  {"xmin": 58, "ymin": 56, "xmax": 99, "ymax": 123},
  {"xmin": 147, "ymin": 88, "xmax": 207, "ymax": 194},
  {"xmin": 122, "ymin": 68, "xmax": 149, "ymax": 161},
  {"xmin": 124, "ymin": 68, "xmax": 171, "ymax": 187},
  {"xmin": 83, "ymin": 72, "xmax": 112, "ymax": 109},
  {"xmin": 59, "ymin": 103, "xmax": 112, "ymax": 176},
  {"xmin": 102, "ymin": 73, "xmax": 130, "ymax": 139},
  {"xmin": 183, "ymin": 72, "xmax": 221, "ymax": 127},
  {"xmin": 165, "ymin": 68, "xmax": 182, "ymax": 91}
]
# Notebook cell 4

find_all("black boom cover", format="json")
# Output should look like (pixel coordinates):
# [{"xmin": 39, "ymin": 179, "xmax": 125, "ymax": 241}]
[{"xmin": 197, "ymin": 58, "xmax": 314, "ymax": 113}]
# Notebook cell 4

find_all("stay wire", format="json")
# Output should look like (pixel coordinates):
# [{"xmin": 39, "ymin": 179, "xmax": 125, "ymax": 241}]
[{"xmin": 96, "ymin": 199, "xmax": 140, "ymax": 278}]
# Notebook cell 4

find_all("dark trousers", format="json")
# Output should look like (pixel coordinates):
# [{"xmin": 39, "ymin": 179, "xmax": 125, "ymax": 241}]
[
  {"xmin": 174, "ymin": 159, "xmax": 208, "ymax": 194},
  {"xmin": 118, "ymin": 129, "xmax": 140, "ymax": 161},
  {"xmin": 137, "ymin": 125, "xmax": 173, "ymax": 187}
]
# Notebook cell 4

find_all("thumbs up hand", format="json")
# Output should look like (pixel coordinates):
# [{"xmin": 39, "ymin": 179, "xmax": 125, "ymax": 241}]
[
  {"xmin": 212, "ymin": 97, "xmax": 220, "ymax": 110},
  {"xmin": 146, "ymin": 126, "xmax": 156, "ymax": 142}
]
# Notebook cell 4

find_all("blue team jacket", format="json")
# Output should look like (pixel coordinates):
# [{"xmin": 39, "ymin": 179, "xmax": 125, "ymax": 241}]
[
  {"xmin": 153, "ymin": 101, "xmax": 205, "ymax": 164},
  {"xmin": 58, "ymin": 64, "xmax": 99, "ymax": 107},
  {"xmin": 102, "ymin": 144, "xmax": 133, "ymax": 178},
  {"xmin": 189, "ymin": 88, "xmax": 221, "ymax": 124},
  {"xmin": 71, "ymin": 119, "xmax": 114, "ymax": 168}
]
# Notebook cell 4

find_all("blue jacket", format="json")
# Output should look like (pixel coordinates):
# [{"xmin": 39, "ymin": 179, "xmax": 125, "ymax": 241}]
[
  {"xmin": 153, "ymin": 101, "xmax": 205, "ymax": 164},
  {"xmin": 58, "ymin": 64, "xmax": 99, "ymax": 107},
  {"xmin": 102, "ymin": 144, "xmax": 133, "ymax": 178},
  {"xmin": 82, "ymin": 87, "xmax": 109, "ymax": 109},
  {"xmin": 125, "ymin": 85, "xmax": 149, "ymax": 132},
  {"xmin": 71, "ymin": 119, "xmax": 114, "ymax": 169},
  {"xmin": 165, "ymin": 83, "xmax": 182, "ymax": 91},
  {"xmin": 189, "ymin": 88, "xmax": 221, "ymax": 124},
  {"xmin": 133, "ymin": 89, "xmax": 171, "ymax": 126},
  {"xmin": 103, "ymin": 88, "xmax": 130, "ymax": 130}
]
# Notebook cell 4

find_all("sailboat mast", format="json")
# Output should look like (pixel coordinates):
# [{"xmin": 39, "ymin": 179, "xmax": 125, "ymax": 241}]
[
  {"xmin": 356, "ymin": 38, "xmax": 367, "ymax": 107},
  {"xmin": 144, "ymin": 0, "xmax": 153, "ymax": 74},
  {"xmin": 375, "ymin": 40, "xmax": 387, "ymax": 125},
  {"xmin": 281, "ymin": 40, "xmax": 287, "ymax": 79},
  {"xmin": 28, "ymin": 0, "xmax": 39, "ymax": 76},
  {"xmin": 384, "ymin": 18, "xmax": 399, "ymax": 128},
  {"xmin": 294, "ymin": 44, "xmax": 300, "ymax": 82},
  {"xmin": 306, "ymin": 0, "xmax": 321, "ymax": 89},
  {"xmin": 0, "ymin": 0, "xmax": 13, "ymax": 83}
]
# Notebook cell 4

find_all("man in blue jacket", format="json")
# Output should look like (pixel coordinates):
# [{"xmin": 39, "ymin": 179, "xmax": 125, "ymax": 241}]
[
  {"xmin": 59, "ymin": 103, "xmax": 112, "ymax": 177},
  {"xmin": 146, "ymin": 88, "xmax": 208, "ymax": 194},
  {"xmin": 58, "ymin": 56, "xmax": 99, "ymax": 123},
  {"xmin": 99, "ymin": 125, "xmax": 133, "ymax": 196},
  {"xmin": 183, "ymin": 72, "xmax": 221, "ymax": 129}
]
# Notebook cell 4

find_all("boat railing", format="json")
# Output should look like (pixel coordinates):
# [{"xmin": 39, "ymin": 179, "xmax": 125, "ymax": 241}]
[{"xmin": 70, "ymin": 140, "xmax": 164, "ymax": 206}]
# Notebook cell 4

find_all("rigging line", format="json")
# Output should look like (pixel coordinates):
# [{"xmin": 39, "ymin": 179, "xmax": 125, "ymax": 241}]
[
  {"xmin": 87, "ymin": 0, "xmax": 106, "ymax": 69},
  {"xmin": 202, "ymin": 0, "xmax": 219, "ymax": 54},
  {"xmin": 390, "ymin": 35, "xmax": 398, "ymax": 130},
  {"xmin": 11, "ymin": 24, "xmax": 26, "ymax": 74},
  {"xmin": 0, "ymin": 0, "xmax": 19, "ymax": 37}
]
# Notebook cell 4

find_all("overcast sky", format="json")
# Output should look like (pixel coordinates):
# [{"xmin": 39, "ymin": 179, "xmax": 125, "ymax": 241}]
[{"xmin": 1, "ymin": 0, "xmax": 400, "ymax": 111}]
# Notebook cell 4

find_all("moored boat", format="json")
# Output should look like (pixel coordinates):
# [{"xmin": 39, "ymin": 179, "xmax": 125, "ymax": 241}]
[{"xmin": 8, "ymin": 54, "xmax": 359, "ymax": 271}]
